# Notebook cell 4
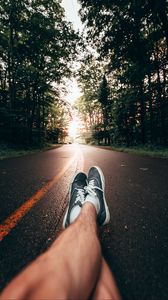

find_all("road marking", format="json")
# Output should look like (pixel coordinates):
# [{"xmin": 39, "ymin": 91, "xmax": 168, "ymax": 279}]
[
  {"xmin": 139, "ymin": 168, "xmax": 149, "ymax": 171},
  {"xmin": 76, "ymin": 145, "xmax": 84, "ymax": 171},
  {"xmin": 0, "ymin": 151, "xmax": 77, "ymax": 242}
]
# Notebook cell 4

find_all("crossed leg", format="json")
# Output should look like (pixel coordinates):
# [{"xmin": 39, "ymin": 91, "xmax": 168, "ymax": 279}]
[
  {"xmin": 0, "ymin": 203, "xmax": 121, "ymax": 300},
  {"xmin": 92, "ymin": 258, "xmax": 121, "ymax": 300}
]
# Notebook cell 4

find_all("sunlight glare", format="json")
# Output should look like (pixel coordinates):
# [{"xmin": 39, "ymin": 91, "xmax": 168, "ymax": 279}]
[
  {"xmin": 68, "ymin": 120, "xmax": 78, "ymax": 138},
  {"xmin": 65, "ymin": 79, "xmax": 81, "ymax": 104}
]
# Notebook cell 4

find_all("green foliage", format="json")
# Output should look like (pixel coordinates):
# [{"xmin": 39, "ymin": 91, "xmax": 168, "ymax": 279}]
[
  {"xmin": 0, "ymin": 0, "xmax": 78, "ymax": 145},
  {"xmin": 76, "ymin": 55, "xmax": 112, "ymax": 144},
  {"xmin": 78, "ymin": 0, "xmax": 168, "ymax": 146},
  {"xmin": 98, "ymin": 75, "xmax": 112, "ymax": 140}
]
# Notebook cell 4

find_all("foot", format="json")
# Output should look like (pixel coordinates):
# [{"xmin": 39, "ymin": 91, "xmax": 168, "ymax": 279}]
[
  {"xmin": 85, "ymin": 166, "xmax": 110, "ymax": 225},
  {"xmin": 63, "ymin": 172, "xmax": 87, "ymax": 228}
]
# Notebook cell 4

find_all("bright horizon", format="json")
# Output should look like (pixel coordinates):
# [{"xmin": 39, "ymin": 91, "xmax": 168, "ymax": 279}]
[
  {"xmin": 61, "ymin": 0, "xmax": 83, "ymax": 104},
  {"xmin": 65, "ymin": 79, "xmax": 81, "ymax": 104}
]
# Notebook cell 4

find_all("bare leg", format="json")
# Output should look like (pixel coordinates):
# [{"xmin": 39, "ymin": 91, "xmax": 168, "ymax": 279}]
[
  {"xmin": 0, "ymin": 203, "xmax": 102, "ymax": 300},
  {"xmin": 92, "ymin": 258, "xmax": 121, "ymax": 300}
]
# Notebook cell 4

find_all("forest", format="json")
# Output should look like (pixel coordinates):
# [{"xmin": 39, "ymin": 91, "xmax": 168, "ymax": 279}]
[
  {"xmin": 77, "ymin": 0, "xmax": 168, "ymax": 146},
  {"xmin": 0, "ymin": 0, "xmax": 77, "ymax": 145},
  {"xmin": 0, "ymin": 0, "xmax": 167, "ymax": 148}
]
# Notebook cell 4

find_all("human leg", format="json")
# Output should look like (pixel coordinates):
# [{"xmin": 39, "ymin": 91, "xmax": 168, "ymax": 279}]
[
  {"xmin": 0, "ymin": 203, "xmax": 102, "ymax": 300},
  {"xmin": 92, "ymin": 258, "xmax": 121, "ymax": 300},
  {"xmin": 1, "ymin": 167, "xmax": 122, "ymax": 300},
  {"xmin": 84, "ymin": 166, "xmax": 121, "ymax": 300}
]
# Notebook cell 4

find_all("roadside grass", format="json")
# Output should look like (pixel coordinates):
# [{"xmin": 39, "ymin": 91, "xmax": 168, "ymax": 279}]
[
  {"xmin": 92, "ymin": 144, "xmax": 168, "ymax": 158},
  {"xmin": 0, "ymin": 143, "xmax": 61, "ymax": 160}
]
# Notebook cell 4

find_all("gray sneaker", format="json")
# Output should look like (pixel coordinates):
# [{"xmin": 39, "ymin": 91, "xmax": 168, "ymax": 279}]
[
  {"xmin": 63, "ymin": 172, "xmax": 87, "ymax": 228},
  {"xmin": 85, "ymin": 166, "xmax": 110, "ymax": 225}
]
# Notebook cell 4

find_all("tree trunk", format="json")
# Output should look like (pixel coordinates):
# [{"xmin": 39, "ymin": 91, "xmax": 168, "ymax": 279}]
[
  {"xmin": 8, "ymin": 4, "xmax": 15, "ymax": 111},
  {"xmin": 154, "ymin": 48, "xmax": 165, "ymax": 144},
  {"xmin": 139, "ymin": 83, "xmax": 146, "ymax": 144},
  {"xmin": 148, "ymin": 74, "xmax": 154, "ymax": 144},
  {"xmin": 28, "ymin": 88, "xmax": 36, "ymax": 144}
]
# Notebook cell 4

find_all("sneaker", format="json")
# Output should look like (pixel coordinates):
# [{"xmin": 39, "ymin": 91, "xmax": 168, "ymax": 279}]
[
  {"xmin": 85, "ymin": 166, "xmax": 110, "ymax": 225},
  {"xmin": 63, "ymin": 172, "xmax": 87, "ymax": 228}
]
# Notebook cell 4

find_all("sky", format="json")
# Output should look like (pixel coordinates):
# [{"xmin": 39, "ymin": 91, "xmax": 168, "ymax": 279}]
[
  {"xmin": 61, "ymin": 0, "xmax": 83, "ymax": 104},
  {"xmin": 61, "ymin": 0, "xmax": 83, "ymax": 32}
]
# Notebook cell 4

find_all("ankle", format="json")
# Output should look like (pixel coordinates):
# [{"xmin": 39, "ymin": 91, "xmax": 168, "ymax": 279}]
[
  {"xmin": 84, "ymin": 194, "xmax": 100, "ymax": 214},
  {"xmin": 80, "ymin": 202, "xmax": 97, "ymax": 225},
  {"xmin": 83, "ymin": 201, "xmax": 97, "ymax": 213}
]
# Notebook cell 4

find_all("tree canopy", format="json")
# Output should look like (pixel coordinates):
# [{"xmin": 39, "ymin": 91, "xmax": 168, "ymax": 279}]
[
  {"xmin": 77, "ymin": 0, "xmax": 168, "ymax": 146},
  {"xmin": 0, "ymin": 0, "xmax": 78, "ymax": 145}
]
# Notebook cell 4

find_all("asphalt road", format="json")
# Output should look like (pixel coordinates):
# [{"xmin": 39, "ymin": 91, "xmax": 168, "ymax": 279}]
[{"xmin": 0, "ymin": 144, "xmax": 167, "ymax": 300}]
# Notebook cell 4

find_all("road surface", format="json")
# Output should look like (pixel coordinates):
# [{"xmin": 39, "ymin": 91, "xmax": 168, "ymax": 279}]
[{"xmin": 0, "ymin": 144, "xmax": 167, "ymax": 300}]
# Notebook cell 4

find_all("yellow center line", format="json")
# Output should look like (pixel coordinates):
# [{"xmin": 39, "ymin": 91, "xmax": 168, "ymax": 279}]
[{"xmin": 0, "ymin": 152, "xmax": 77, "ymax": 242}]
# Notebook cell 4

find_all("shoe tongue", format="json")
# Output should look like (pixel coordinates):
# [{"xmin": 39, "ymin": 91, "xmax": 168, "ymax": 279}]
[{"xmin": 76, "ymin": 181, "xmax": 84, "ymax": 188}]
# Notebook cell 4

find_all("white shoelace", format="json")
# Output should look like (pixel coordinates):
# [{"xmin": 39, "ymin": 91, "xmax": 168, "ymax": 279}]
[
  {"xmin": 74, "ymin": 188, "xmax": 85, "ymax": 206},
  {"xmin": 84, "ymin": 179, "xmax": 103, "ymax": 197}
]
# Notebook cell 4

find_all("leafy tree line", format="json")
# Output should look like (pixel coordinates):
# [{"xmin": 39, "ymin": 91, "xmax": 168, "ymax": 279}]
[
  {"xmin": 75, "ymin": 56, "xmax": 111, "ymax": 144},
  {"xmin": 77, "ymin": 0, "xmax": 168, "ymax": 146},
  {"xmin": 0, "ymin": 0, "xmax": 78, "ymax": 145}
]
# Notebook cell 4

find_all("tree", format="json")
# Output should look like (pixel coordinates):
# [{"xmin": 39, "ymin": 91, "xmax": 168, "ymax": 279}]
[
  {"xmin": 78, "ymin": 0, "xmax": 168, "ymax": 146},
  {"xmin": 98, "ymin": 75, "xmax": 111, "ymax": 144},
  {"xmin": 0, "ymin": 0, "xmax": 79, "ymax": 145},
  {"xmin": 76, "ymin": 54, "xmax": 109, "ymax": 143}
]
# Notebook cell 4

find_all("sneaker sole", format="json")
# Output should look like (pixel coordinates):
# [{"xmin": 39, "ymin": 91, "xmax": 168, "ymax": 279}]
[
  {"xmin": 62, "ymin": 173, "xmax": 75, "ymax": 229},
  {"xmin": 94, "ymin": 166, "xmax": 110, "ymax": 225},
  {"xmin": 62, "ymin": 171, "xmax": 85, "ymax": 229}
]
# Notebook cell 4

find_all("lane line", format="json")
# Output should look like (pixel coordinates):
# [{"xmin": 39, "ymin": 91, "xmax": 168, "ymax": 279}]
[
  {"xmin": 76, "ymin": 145, "xmax": 84, "ymax": 172},
  {"xmin": 0, "ymin": 151, "xmax": 77, "ymax": 242}
]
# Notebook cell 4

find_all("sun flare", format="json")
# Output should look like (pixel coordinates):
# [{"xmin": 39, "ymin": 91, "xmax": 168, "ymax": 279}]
[{"xmin": 68, "ymin": 120, "xmax": 78, "ymax": 138}]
